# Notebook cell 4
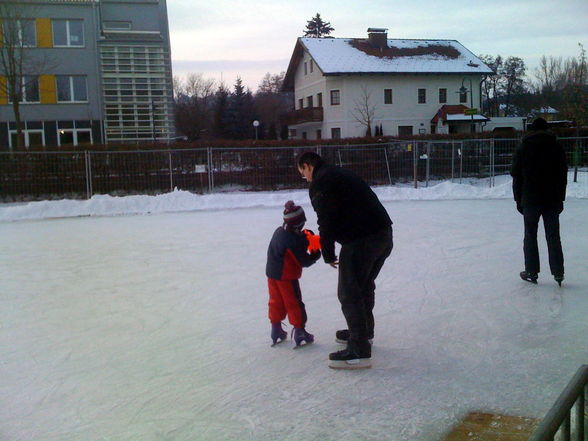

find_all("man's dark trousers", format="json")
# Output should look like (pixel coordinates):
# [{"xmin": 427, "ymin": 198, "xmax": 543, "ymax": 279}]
[
  {"xmin": 337, "ymin": 226, "xmax": 393, "ymax": 352},
  {"xmin": 523, "ymin": 205, "xmax": 564, "ymax": 276}
]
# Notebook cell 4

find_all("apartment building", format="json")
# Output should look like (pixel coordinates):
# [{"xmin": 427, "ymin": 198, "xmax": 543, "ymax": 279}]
[{"xmin": 0, "ymin": 0, "xmax": 175, "ymax": 148}]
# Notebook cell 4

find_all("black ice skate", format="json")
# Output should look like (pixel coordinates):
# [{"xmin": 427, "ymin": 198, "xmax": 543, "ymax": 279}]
[
  {"xmin": 554, "ymin": 274, "xmax": 564, "ymax": 287},
  {"xmin": 329, "ymin": 340, "xmax": 371, "ymax": 370},
  {"xmin": 335, "ymin": 329, "xmax": 373, "ymax": 345},
  {"xmin": 520, "ymin": 271, "xmax": 538, "ymax": 284}
]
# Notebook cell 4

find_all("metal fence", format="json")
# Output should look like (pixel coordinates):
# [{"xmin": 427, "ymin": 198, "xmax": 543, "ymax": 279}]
[
  {"xmin": 528, "ymin": 364, "xmax": 588, "ymax": 441},
  {"xmin": 1, "ymin": 137, "xmax": 587, "ymax": 201}
]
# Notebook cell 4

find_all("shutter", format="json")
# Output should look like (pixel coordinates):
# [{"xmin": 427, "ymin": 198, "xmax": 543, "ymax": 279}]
[
  {"xmin": 40, "ymin": 75, "xmax": 57, "ymax": 104},
  {"xmin": 36, "ymin": 18, "xmax": 53, "ymax": 48}
]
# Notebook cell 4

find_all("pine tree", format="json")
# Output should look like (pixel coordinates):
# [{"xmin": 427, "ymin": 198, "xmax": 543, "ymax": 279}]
[{"xmin": 303, "ymin": 13, "xmax": 334, "ymax": 38}]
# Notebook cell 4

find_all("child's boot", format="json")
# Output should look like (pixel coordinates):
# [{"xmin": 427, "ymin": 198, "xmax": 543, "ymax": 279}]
[
  {"xmin": 271, "ymin": 322, "xmax": 287, "ymax": 346},
  {"xmin": 293, "ymin": 327, "xmax": 314, "ymax": 347}
]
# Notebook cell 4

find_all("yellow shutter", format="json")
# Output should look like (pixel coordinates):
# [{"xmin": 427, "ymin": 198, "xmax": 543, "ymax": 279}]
[
  {"xmin": 40, "ymin": 75, "xmax": 56, "ymax": 104},
  {"xmin": 0, "ymin": 76, "xmax": 8, "ymax": 105},
  {"xmin": 36, "ymin": 18, "xmax": 53, "ymax": 48}
]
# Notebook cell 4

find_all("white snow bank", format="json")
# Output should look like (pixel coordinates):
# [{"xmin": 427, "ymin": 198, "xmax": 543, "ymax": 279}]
[{"xmin": 1, "ymin": 176, "xmax": 586, "ymax": 222}]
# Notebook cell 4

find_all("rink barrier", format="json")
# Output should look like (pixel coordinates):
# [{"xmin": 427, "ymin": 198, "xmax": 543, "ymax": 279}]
[
  {"xmin": 0, "ymin": 137, "xmax": 587, "ymax": 201},
  {"xmin": 528, "ymin": 364, "xmax": 588, "ymax": 441}
]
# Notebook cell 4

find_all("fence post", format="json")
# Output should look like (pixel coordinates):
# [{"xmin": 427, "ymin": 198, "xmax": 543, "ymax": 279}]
[
  {"xmin": 459, "ymin": 142, "xmax": 464, "ymax": 184},
  {"xmin": 207, "ymin": 147, "xmax": 214, "ymax": 192},
  {"xmin": 412, "ymin": 140, "xmax": 418, "ymax": 189},
  {"xmin": 451, "ymin": 141, "xmax": 455, "ymax": 182},
  {"xmin": 84, "ymin": 150, "xmax": 93, "ymax": 199},
  {"xmin": 168, "ymin": 150, "xmax": 173, "ymax": 192},
  {"xmin": 425, "ymin": 141, "xmax": 430, "ymax": 188},
  {"xmin": 490, "ymin": 140, "xmax": 494, "ymax": 188},
  {"xmin": 383, "ymin": 145, "xmax": 393, "ymax": 186}
]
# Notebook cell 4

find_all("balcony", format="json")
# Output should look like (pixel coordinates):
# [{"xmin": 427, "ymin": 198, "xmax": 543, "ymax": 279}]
[{"xmin": 281, "ymin": 107, "xmax": 323, "ymax": 126}]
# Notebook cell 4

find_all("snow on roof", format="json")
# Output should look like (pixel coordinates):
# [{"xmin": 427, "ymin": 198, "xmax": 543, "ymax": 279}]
[
  {"xmin": 446, "ymin": 114, "xmax": 489, "ymax": 122},
  {"xmin": 299, "ymin": 37, "xmax": 493, "ymax": 75}
]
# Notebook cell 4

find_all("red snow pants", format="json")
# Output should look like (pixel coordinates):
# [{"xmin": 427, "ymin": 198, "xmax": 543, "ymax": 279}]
[{"xmin": 267, "ymin": 278, "xmax": 307, "ymax": 328}]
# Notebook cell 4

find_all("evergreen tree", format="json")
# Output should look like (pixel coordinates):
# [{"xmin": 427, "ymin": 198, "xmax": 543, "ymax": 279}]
[
  {"xmin": 303, "ymin": 13, "xmax": 334, "ymax": 38},
  {"xmin": 212, "ymin": 83, "xmax": 230, "ymax": 138},
  {"xmin": 225, "ymin": 78, "xmax": 257, "ymax": 139}
]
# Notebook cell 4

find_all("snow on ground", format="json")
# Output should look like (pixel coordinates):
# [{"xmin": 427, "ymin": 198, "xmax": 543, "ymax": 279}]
[{"xmin": 1, "ymin": 176, "xmax": 587, "ymax": 441}]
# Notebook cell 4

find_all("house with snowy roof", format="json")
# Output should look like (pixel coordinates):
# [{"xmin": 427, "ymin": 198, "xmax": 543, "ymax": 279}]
[{"xmin": 281, "ymin": 28, "xmax": 494, "ymax": 139}]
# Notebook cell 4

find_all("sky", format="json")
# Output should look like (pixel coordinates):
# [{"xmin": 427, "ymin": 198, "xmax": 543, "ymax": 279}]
[{"xmin": 167, "ymin": 0, "xmax": 588, "ymax": 92}]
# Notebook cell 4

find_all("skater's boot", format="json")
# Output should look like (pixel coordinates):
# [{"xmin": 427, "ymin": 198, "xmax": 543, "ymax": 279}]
[
  {"xmin": 293, "ymin": 327, "xmax": 314, "ymax": 347},
  {"xmin": 329, "ymin": 339, "xmax": 371, "ymax": 370},
  {"xmin": 335, "ymin": 329, "xmax": 373, "ymax": 345},
  {"xmin": 271, "ymin": 322, "xmax": 287, "ymax": 346},
  {"xmin": 554, "ymin": 274, "xmax": 564, "ymax": 287},
  {"xmin": 520, "ymin": 271, "xmax": 538, "ymax": 284}
]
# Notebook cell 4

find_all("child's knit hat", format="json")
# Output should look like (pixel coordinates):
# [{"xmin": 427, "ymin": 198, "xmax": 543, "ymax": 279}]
[{"xmin": 283, "ymin": 200, "xmax": 306, "ymax": 230}]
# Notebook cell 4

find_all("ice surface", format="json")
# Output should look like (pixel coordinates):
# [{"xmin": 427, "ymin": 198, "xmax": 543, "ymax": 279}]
[{"xmin": 1, "ymin": 178, "xmax": 587, "ymax": 441}]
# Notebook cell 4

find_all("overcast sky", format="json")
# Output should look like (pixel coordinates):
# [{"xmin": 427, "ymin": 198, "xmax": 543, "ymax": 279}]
[{"xmin": 167, "ymin": 0, "xmax": 588, "ymax": 92}]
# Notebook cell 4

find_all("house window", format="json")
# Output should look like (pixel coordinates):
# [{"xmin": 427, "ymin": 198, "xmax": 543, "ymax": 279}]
[
  {"xmin": 103, "ymin": 21, "xmax": 132, "ymax": 30},
  {"xmin": 331, "ymin": 127, "xmax": 341, "ymax": 139},
  {"xmin": 56, "ymin": 76, "xmax": 88, "ymax": 102},
  {"xmin": 439, "ymin": 88, "xmax": 447, "ymax": 104},
  {"xmin": 459, "ymin": 89, "xmax": 468, "ymax": 103},
  {"xmin": 304, "ymin": 62, "xmax": 308, "ymax": 75},
  {"xmin": 52, "ymin": 19, "xmax": 84, "ymax": 47},
  {"xmin": 384, "ymin": 88, "xmax": 393, "ymax": 104},
  {"xmin": 398, "ymin": 126, "xmax": 413, "ymax": 136},
  {"xmin": 307, "ymin": 96, "xmax": 313, "ymax": 108},
  {"xmin": 58, "ymin": 128, "xmax": 92, "ymax": 146},
  {"xmin": 9, "ymin": 130, "xmax": 44, "ymax": 148},
  {"xmin": 316, "ymin": 129, "xmax": 322, "ymax": 139},
  {"xmin": 9, "ymin": 76, "xmax": 39, "ymax": 103},
  {"xmin": 330, "ymin": 90, "xmax": 340, "ymax": 105},
  {"xmin": 418, "ymin": 88, "xmax": 426, "ymax": 104},
  {"xmin": 310, "ymin": 60, "xmax": 314, "ymax": 73},
  {"xmin": 289, "ymin": 129, "xmax": 297, "ymax": 139},
  {"xmin": 298, "ymin": 98, "xmax": 303, "ymax": 109},
  {"xmin": 302, "ymin": 131, "xmax": 307, "ymax": 140},
  {"xmin": 317, "ymin": 92, "xmax": 323, "ymax": 107}
]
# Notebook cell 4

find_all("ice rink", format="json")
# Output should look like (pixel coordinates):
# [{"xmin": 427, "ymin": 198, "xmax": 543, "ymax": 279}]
[{"xmin": 1, "ymin": 188, "xmax": 588, "ymax": 441}]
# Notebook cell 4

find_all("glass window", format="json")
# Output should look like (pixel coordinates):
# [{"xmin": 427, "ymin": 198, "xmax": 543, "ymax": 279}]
[
  {"xmin": 52, "ymin": 20, "xmax": 84, "ymax": 46},
  {"xmin": 304, "ymin": 62, "xmax": 308, "ymax": 75},
  {"xmin": 69, "ymin": 20, "xmax": 84, "ymax": 46},
  {"xmin": 21, "ymin": 20, "xmax": 36, "ymax": 46},
  {"xmin": 439, "ymin": 88, "xmax": 447, "ymax": 104},
  {"xmin": 72, "ymin": 76, "xmax": 87, "ymax": 101},
  {"xmin": 317, "ymin": 92, "xmax": 322, "ymax": 107},
  {"xmin": 57, "ymin": 76, "xmax": 71, "ymax": 101},
  {"xmin": 384, "ymin": 89, "xmax": 393, "ymax": 104},
  {"xmin": 330, "ymin": 90, "xmax": 340, "ymax": 106},
  {"xmin": 52, "ymin": 20, "xmax": 68, "ymax": 46},
  {"xmin": 398, "ymin": 126, "xmax": 413, "ymax": 136},
  {"xmin": 307, "ymin": 96, "xmax": 313, "ymax": 108},
  {"xmin": 459, "ymin": 89, "xmax": 468, "ymax": 103},
  {"xmin": 418, "ymin": 88, "xmax": 426, "ymax": 104},
  {"xmin": 331, "ymin": 127, "xmax": 341, "ymax": 139},
  {"xmin": 24, "ymin": 76, "xmax": 39, "ymax": 102}
]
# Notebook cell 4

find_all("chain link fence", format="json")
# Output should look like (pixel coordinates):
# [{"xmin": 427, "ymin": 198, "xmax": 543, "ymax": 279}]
[{"xmin": 1, "ymin": 138, "xmax": 587, "ymax": 201}]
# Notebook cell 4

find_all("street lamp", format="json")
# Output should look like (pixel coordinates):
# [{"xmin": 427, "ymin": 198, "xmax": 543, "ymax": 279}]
[
  {"xmin": 459, "ymin": 78, "xmax": 475, "ymax": 133},
  {"xmin": 253, "ymin": 120, "xmax": 260, "ymax": 140}
]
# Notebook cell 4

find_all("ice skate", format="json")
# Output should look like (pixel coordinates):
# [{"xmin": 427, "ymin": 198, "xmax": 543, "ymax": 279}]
[
  {"xmin": 520, "ymin": 271, "xmax": 538, "ymax": 284},
  {"xmin": 335, "ymin": 329, "xmax": 373, "ymax": 345},
  {"xmin": 554, "ymin": 274, "xmax": 564, "ymax": 287},
  {"xmin": 271, "ymin": 323, "xmax": 288, "ymax": 346},
  {"xmin": 329, "ymin": 340, "xmax": 371, "ymax": 369},
  {"xmin": 292, "ymin": 327, "xmax": 314, "ymax": 348}
]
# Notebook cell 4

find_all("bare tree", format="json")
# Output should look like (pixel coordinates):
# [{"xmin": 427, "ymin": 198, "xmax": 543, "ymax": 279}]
[
  {"xmin": 499, "ymin": 56, "xmax": 526, "ymax": 116},
  {"xmin": 173, "ymin": 73, "xmax": 216, "ymax": 140},
  {"xmin": 479, "ymin": 54, "xmax": 502, "ymax": 116},
  {"xmin": 351, "ymin": 85, "xmax": 378, "ymax": 136},
  {"xmin": 255, "ymin": 71, "xmax": 291, "ymax": 139},
  {"xmin": 0, "ymin": 1, "xmax": 50, "ymax": 149}
]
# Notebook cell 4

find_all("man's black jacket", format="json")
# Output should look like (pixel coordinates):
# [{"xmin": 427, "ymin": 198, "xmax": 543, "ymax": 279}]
[
  {"xmin": 309, "ymin": 163, "xmax": 392, "ymax": 263},
  {"xmin": 510, "ymin": 130, "xmax": 567, "ymax": 207}
]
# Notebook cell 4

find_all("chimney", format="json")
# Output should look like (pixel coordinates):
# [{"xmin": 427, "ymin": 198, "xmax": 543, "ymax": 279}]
[{"xmin": 367, "ymin": 27, "xmax": 388, "ymax": 50}]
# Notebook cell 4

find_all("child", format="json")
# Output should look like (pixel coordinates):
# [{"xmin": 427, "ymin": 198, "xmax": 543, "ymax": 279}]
[{"xmin": 266, "ymin": 201, "xmax": 321, "ymax": 347}]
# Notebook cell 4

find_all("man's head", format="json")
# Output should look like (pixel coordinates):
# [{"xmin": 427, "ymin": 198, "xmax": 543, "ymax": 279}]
[
  {"xmin": 283, "ymin": 200, "xmax": 306, "ymax": 231},
  {"xmin": 297, "ymin": 152, "xmax": 323, "ymax": 182},
  {"xmin": 530, "ymin": 117, "xmax": 549, "ymax": 131}
]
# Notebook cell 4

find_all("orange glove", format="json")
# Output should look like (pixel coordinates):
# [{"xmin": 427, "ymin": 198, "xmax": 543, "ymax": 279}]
[{"xmin": 303, "ymin": 229, "xmax": 321, "ymax": 253}]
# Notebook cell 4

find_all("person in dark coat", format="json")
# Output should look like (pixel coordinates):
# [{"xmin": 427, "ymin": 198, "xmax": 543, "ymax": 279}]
[
  {"xmin": 266, "ymin": 201, "xmax": 321, "ymax": 346},
  {"xmin": 510, "ymin": 117, "xmax": 567, "ymax": 285},
  {"xmin": 297, "ymin": 152, "xmax": 393, "ymax": 369}
]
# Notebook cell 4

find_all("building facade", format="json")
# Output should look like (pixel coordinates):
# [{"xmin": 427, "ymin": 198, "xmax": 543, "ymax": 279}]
[
  {"xmin": 282, "ymin": 29, "xmax": 494, "ymax": 140},
  {"xmin": 0, "ymin": 0, "xmax": 174, "ymax": 148}
]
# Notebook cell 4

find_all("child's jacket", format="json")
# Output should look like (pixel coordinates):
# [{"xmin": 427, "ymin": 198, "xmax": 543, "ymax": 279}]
[{"xmin": 266, "ymin": 227, "xmax": 320, "ymax": 280}]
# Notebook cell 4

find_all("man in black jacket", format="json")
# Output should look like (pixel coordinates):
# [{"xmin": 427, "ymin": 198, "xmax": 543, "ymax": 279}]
[
  {"xmin": 510, "ymin": 118, "xmax": 567, "ymax": 286},
  {"xmin": 297, "ymin": 152, "xmax": 393, "ymax": 369}
]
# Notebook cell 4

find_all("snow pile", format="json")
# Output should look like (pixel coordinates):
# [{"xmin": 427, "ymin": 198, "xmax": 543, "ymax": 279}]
[{"xmin": 1, "ymin": 175, "xmax": 586, "ymax": 222}]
